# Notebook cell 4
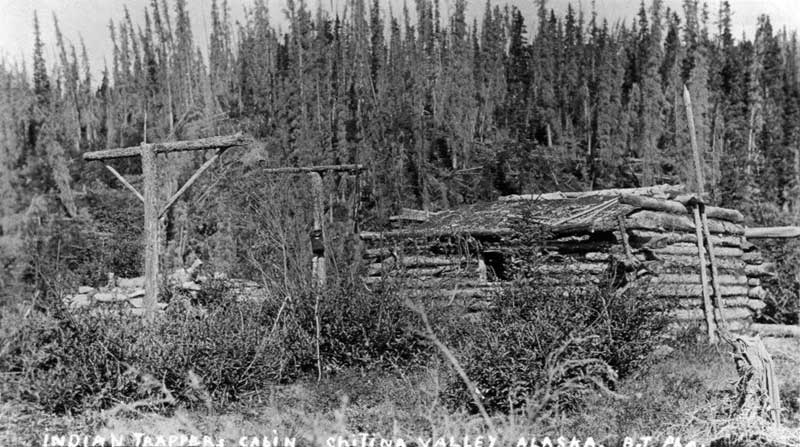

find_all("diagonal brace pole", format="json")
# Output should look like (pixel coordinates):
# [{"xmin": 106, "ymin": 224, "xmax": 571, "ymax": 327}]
[
  {"xmin": 159, "ymin": 148, "xmax": 226, "ymax": 218},
  {"xmin": 104, "ymin": 164, "xmax": 144, "ymax": 203}
]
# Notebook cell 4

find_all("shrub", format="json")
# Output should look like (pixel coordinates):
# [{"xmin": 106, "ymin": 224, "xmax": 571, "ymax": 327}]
[
  {"xmin": 193, "ymin": 278, "xmax": 233, "ymax": 308},
  {"xmin": 433, "ymin": 213, "xmax": 671, "ymax": 415},
  {"xmin": 1, "ymin": 307, "xmax": 141, "ymax": 413},
  {"xmin": 0, "ymin": 280, "xmax": 429, "ymax": 414},
  {"xmin": 21, "ymin": 187, "xmax": 142, "ymax": 294},
  {"xmin": 1, "ymin": 299, "xmax": 313, "ymax": 413},
  {"xmin": 438, "ymin": 282, "xmax": 671, "ymax": 414},
  {"xmin": 311, "ymin": 281, "xmax": 429, "ymax": 370}
]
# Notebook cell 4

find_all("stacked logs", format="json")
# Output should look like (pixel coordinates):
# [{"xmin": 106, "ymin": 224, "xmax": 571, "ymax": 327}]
[
  {"xmin": 360, "ymin": 232, "xmax": 496, "ymax": 310},
  {"xmin": 360, "ymin": 229, "xmax": 625, "ymax": 312},
  {"xmin": 618, "ymin": 194, "xmax": 770, "ymax": 330}
]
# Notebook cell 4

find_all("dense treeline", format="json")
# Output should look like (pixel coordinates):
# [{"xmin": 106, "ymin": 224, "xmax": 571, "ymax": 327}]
[{"xmin": 2, "ymin": 0, "xmax": 800, "ymax": 254}]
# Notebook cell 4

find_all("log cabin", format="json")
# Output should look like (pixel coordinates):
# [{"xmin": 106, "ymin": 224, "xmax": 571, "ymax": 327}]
[{"xmin": 359, "ymin": 184, "xmax": 779, "ymax": 332}]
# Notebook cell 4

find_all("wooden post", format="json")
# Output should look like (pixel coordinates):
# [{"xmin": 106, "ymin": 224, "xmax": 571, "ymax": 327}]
[
  {"xmin": 617, "ymin": 216, "xmax": 636, "ymax": 263},
  {"xmin": 142, "ymin": 145, "xmax": 159, "ymax": 316},
  {"xmin": 82, "ymin": 135, "xmax": 255, "ymax": 319},
  {"xmin": 684, "ymin": 85, "xmax": 705, "ymax": 196},
  {"xmin": 732, "ymin": 335, "xmax": 781, "ymax": 426},
  {"xmin": 309, "ymin": 172, "xmax": 326, "ymax": 288},
  {"xmin": 309, "ymin": 172, "xmax": 325, "ymax": 382}
]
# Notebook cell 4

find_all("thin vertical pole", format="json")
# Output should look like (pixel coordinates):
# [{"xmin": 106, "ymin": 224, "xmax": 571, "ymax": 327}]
[
  {"xmin": 685, "ymin": 85, "xmax": 717, "ymax": 343},
  {"xmin": 701, "ymin": 207, "xmax": 726, "ymax": 328},
  {"xmin": 692, "ymin": 207, "xmax": 718, "ymax": 344},
  {"xmin": 142, "ymin": 145, "xmax": 159, "ymax": 317}
]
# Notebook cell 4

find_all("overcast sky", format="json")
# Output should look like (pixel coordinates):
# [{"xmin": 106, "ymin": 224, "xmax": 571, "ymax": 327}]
[{"xmin": 1, "ymin": 0, "xmax": 798, "ymax": 80}]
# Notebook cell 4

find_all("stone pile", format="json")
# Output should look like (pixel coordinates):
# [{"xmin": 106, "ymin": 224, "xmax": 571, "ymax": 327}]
[{"xmin": 63, "ymin": 259, "xmax": 207, "ymax": 315}]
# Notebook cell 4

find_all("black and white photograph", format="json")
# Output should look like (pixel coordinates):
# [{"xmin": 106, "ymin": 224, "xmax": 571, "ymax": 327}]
[{"xmin": 1, "ymin": 0, "xmax": 799, "ymax": 445}]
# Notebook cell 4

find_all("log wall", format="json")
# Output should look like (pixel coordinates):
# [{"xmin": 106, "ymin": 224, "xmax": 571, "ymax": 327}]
[
  {"xmin": 360, "ymin": 195, "xmax": 769, "ymax": 331},
  {"xmin": 620, "ymin": 206, "xmax": 763, "ymax": 329}
]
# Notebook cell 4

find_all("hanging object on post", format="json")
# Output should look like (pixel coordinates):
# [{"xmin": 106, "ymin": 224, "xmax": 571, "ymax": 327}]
[{"xmin": 310, "ymin": 229, "xmax": 325, "ymax": 256}]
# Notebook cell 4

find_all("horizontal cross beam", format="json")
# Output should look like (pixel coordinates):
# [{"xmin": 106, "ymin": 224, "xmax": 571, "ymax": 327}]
[
  {"xmin": 258, "ymin": 163, "xmax": 364, "ymax": 174},
  {"xmin": 83, "ymin": 133, "xmax": 251, "ymax": 161},
  {"xmin": 745, "ymin": 226, "xmax": 800, "ymax": 239}
]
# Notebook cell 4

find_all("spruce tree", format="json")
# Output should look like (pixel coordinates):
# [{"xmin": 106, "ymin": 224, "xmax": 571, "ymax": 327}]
[{"xmin": 32, "ymin": 12, "xmax": 50, "ymax": 107}]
